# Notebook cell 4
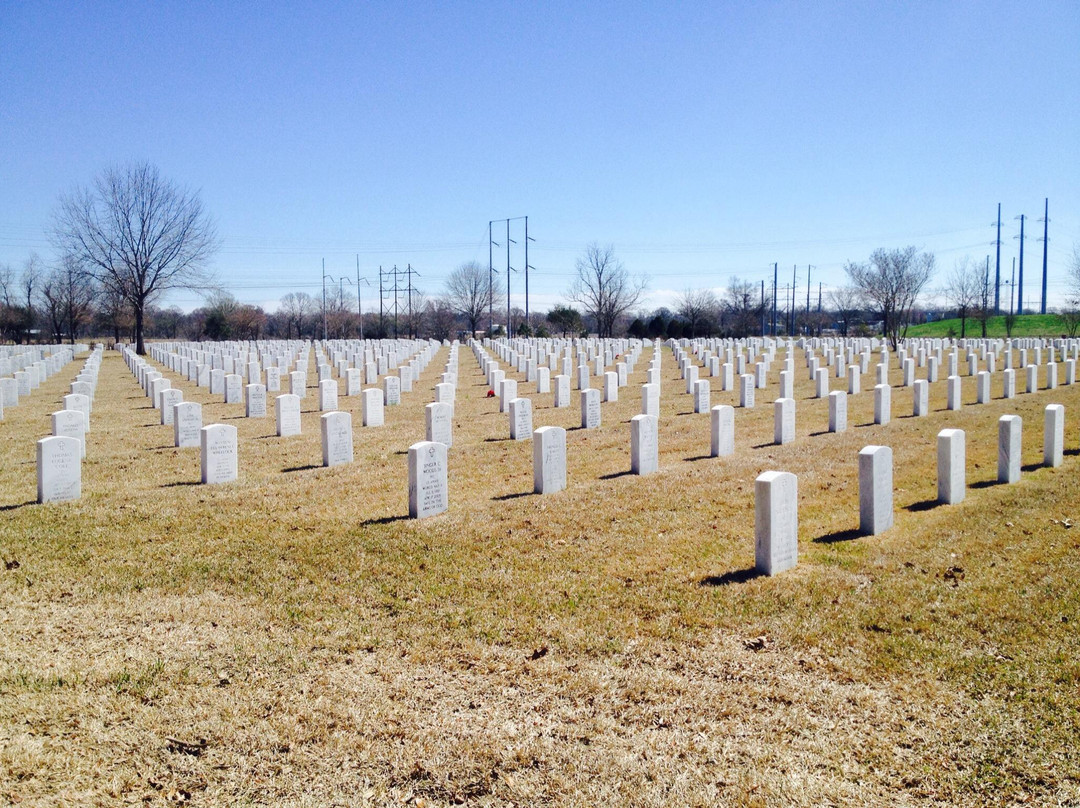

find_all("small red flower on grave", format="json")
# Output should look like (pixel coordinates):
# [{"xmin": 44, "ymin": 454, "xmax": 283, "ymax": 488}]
[{"xmin": 486, "ymin": 389, "xmax": 495, "ymax": 397}]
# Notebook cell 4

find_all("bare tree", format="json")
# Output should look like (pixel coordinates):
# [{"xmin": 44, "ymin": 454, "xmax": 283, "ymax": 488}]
[
  {"xmin": 845, "ymin": 246, "xmax": 934, "ymax": 348},
  {"xmin": 148, "ymin": 305, "xmax": 185, "ymax": 339},
  {"xmin": 39, "ymin": 255, "xmax": 96, "ymax": 343},
  {"xmin": 402, "ymin": 289, "xmax": 426, "ymax": 339},
  {"xmin": 232, "ymin": 304, "xmax": 268, "ymax": 340},
  {"xmin": 827, "ymin": 286, "xmax": 862, "ymax": 337},
  {"xmin": 445, "ymin": 261, "xmax": 499, "ymax": 337},
  {"xmin": 53, "ymin": 162, "xmax": 218, "ymax": 354},
  {"xmin": 723, "ymin": 276, "xmax": 766, "ymax": 338},
  {"xmin": 0, "ymin": 263, "xmax": 20, "ymax": 343},
  {"xmin": 325, "ymin": 289, "xmax": 358, "ymax": 338},
  {"xmin": 94, "ymin": 285, "xmax": 134, "ymax": 344},
  {"xmin": 426, "ymin": 298, "xmax": 456, "ymax": 341},
  {"xmin": 1065, "ymin": 244, "xmax": 1080, "ymax": 308},
  {"xmin": 943, "ymin": 256, "xmax": 983, "ymax": 338},
  {"xmin": 39, "ymin": 271, "xmax": 66, "ymax": 343},
  {"xmin": 676, "ymin": 287, "xmax": 720, "ymax": 337},
  {"xmin": 568, "ymin": 243, "xmax": 646, "ymax": 338},
  {"xmin": 19, "ymin": 255, "xmax": 43, "ymax": 342},
  {"xmin": 279, "ymin": 291, "xmax": 317, "ymax": 339},
  {"xmin": 1063, "ymin": 244, "xmax": 1080, "ymax": 337}
]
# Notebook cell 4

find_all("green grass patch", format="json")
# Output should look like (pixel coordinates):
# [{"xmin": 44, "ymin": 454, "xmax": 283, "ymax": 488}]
[{"xmin": 905, "ymin": 313, "xmax": 1072, "ymax": 338}]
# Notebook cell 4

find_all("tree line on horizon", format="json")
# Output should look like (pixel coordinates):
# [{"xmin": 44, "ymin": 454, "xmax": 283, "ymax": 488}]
[{"xmin": 6, "ymin": 162, "xmax": 1080, "ymax": 352}]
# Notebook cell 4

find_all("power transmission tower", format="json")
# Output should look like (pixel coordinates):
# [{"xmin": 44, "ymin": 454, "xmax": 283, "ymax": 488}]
[
  {"xmin": 391, "ymin": 265, "xmax": 404, "ymax": 337},
  {"xmin": 487, "ymin": 216, "xmax": 529, "ymax": 337},
  {"xmin": 355, "ymin": 255, "xmax": 371, "ymax": 340},
  {"xmin": 525, "ymin": 216, "xmax": 536, "ymax": 331},
  {"xmin": 506, "ymin": 219, "xmax": 516, "ymax": 336},
  {"xmin": 378, "ymin": 265, "xmax": 388, "ymax": 338},
  {"xmin": 1038, "ymin": 198, "xmax": 1049, "ymax": 315},
  {"xmin": 488, "ymin": 221, "xmax": 495, "ymax": 335},
  {"xmin": 790, "ymin": 264, "xmax": 797, "ymax": 334},
  {"xmin": 1014, "ymin": 215, "xmax": 1026, "ymax": 315},
  {"xmin": 993, "ymin": 203, "xmax": 1002, "ymax": 314},
  {"xmin": 771, "ymin": 262, "xmax": 778, "ymax": 337},
  {"xmin": 778, "ymin": 285, "xmax": 793, "ymax": 335},
  {"xmin": 380, "ymin": 265, "xmax": 404, "ymax": 338},
  {"xmin": 404, "ymin": 263, "xmax": 421, "ymax": 338}
]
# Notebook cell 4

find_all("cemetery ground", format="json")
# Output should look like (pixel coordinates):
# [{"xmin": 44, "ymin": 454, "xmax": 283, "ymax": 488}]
[{"xmin": 2, "ymin": 343, "xmax": 1080, "ymax": 807}]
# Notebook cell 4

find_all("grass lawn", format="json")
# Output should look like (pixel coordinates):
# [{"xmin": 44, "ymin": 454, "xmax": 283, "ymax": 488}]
[
  {"xmin": 905, "ymin": 313, "xmax": 1074, "ymax": 339},
  {"xmin": 2, "ymin": 339, "xmax": 1079, "ymax": 806}
]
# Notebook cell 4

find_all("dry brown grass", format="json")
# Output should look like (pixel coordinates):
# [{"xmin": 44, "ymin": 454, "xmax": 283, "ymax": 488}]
[{"xmin": 2, "ymin": 341, "xmax": 1079, "ymax": 806}]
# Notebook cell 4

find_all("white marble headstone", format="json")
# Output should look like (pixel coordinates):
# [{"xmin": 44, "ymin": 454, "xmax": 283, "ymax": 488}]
[
  {"xmin": 533, "ymin": 426, "xmax": 566, "ymax": 494},
  {"xmin": 362, "ymin": 388, "xmax": 384, "ymax": 426},
  {"xmin": 997, "ymin": 414, "xmax": 1021, "ymax": 483},
  {"xmin": 508, "ymin": 397, "xmax": 532, "ymax": 441},
  {"xmin": 630, "ymin": 414, "xmax": 659, "ymax": 475},
  {"xmin": 755, "ymin": 471, "xmax": 798, "ymax": 575},
  {"xmin": 37, "ymin": 435, "xmax": 81, "ymax": 503},
  {"xmin": 174, "ymin": 401, "xmax": 203, "ymax": 448},
  {"xmin": 160, "ymin": 388, "xmax": 184, "ymax": 425},
  {"xmin": 858, "ymin": 445, "xmax": 893, "ymax": 535},
  {"xmin": 581, "ymin": 388, "xmax": 601, "ymax": 429},
  {"xmin": 51, "ymin": 410, "xmax": 87, "ymax": 458},
  {"xmin": 425, "ymin": 401, "xmax": 453, "ymax": 447},
  {"xmin": 275, "ymin": 394, "xmax": 301, "ymax": 437},
  {"xmin": 200, "ymin": 424, "xmax": 238, "ymax": 484},
  {"xmin": 321, "ymin": 411, "xmax": 354, "ymax": 467},
  {"xmin": 408, "ymin": 440, "xmax": 448, "ymax": 518}
]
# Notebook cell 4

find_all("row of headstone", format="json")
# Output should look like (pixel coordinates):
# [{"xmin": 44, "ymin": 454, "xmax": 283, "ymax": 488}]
[
  {"xmin": 754, "ymin": 400, "xmax": 1074, "ymax": 575},
  {"xmin": 147, "ymin": 337, "xmax": 441, "ymax": 411},
  {"xmin": 673, "ymin": 333, "xmax": 1080, "ymax": 405},
  {"xmin": 1, "ymin": 346, "xmax": 79, "ymax": 417},
  {"xmin": 141, "ymin": 341, "xmax": 402, "ymax": 438},
  {"xmin": 34, "ymin": 346, "xmax": 102, "ymax": 503},
  {"xmin": 123, "ymin": 347, "xmax": 239, "ymax": 485}
]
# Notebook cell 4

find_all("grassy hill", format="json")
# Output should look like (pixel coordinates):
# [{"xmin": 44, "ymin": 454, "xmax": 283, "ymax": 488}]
[{"xmin": 905, "ymin": 313, "xmax": 1075, "ymax": 339}]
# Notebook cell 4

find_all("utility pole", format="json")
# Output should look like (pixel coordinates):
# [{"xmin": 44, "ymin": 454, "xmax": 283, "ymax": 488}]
[
  {"xmin": 994, "ymin": 203, "xmax": 1002, "ymax": 314},
  {"xmin": 778, "ymin": 285, "xmax": 792, "ymax": 336},
  {"xmin": 760, "ymin": 280, "xmax": 766, "ymax": 337},
  {"xmin": 806, "ymin": 265, "xmax": 812, "ymax": 314},
  {"xmin": 1010, "ymin": 260, "xmax": 1016, "ymax": 317},
  {"xmin": 771, "ymin": 262, "xmax": 778, "ymax": 337},
  {"xmin": 525, "ymin": 217, "xmax": 537, "ymax": 330},
  {"xmin": 321, "ymin": 258, "xmax": 335, "ymax": 342},
  {"xmin": 1015, "ymin": 214, "xmax": 1026, "ymax": 315},
  {"xmin": 488, "ymin": 221, "xmax": 495, "ymax": 336},
  {"xmin": 1039, "ymin": 198, "xmax": 1049, "ymax": 315},
  {"xmin": 791, "ymin": 264, "xmax": 797, "ymax": 334},
  {"xmin": 335, "ymin": 276, "xmax": 353, "ymax": 339},
  {"xmin": 356, "ymin": 255, "xmax": 369, "ymax": 341},
  {"xmin": 390, "ymin": 264, "xmax": 403, "ymax": 338},
  {"xmin": 506, "ymin": 219, "xmax": 516, "ymax": 337},
  {"xmin": 378, "ymin": 265, "xmax": 386, "ymax": 337}
]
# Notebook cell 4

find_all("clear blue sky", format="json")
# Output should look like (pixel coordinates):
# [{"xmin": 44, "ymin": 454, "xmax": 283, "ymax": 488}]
[{"xmin": 2, "ymin": 1, "xmax": 1078, "ymax": 316}]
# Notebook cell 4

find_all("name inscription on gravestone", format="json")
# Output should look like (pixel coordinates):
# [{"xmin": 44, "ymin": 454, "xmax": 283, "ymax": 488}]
[{"xmin": 408, "ymin": 441, "xmax": 448, "ymax": 518}]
